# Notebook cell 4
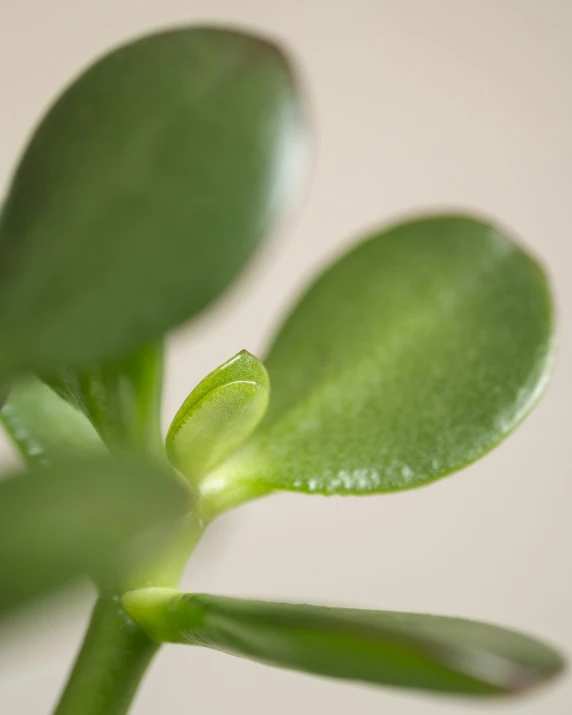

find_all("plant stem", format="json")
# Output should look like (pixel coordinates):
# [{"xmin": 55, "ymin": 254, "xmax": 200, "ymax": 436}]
[{"xmin": 52, "ymin": 595, "xmax": 158, "ymax": 715}]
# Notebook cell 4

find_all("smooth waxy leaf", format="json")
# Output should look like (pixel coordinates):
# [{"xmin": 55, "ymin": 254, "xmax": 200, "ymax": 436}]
[
  {"xmin": 44, "ymin": 342, "xmax": 164, "ymax": 453},
  {"xmin": 0, "ymin": 28, "xmax": 304, "ymax": 378},
  {"xmin": 0, "ymin": 457, "xmax": 190, "ymax": 618},
  {"xmin": 206, "ymin": 215, "xmax": 553, "ymax": 497},
  {"xmin": 124, "ymin": 589, "xmax": 563, "ymax": 695},
  {"xmin": 0, "ymin": 378, "xmax": 102, "ymax": 465},
  {"xmin": 166, "ymin": 351, "xmax": 269, "ymax": 483}
]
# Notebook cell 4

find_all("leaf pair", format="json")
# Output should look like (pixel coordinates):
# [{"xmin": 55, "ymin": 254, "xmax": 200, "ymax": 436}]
[
  {"xmin": 6, "ymin": 214, "xmax": 552, "ymax": 511},
  {"xmin": 164, "ymin": 215, "xmax": 554, "ymax": 510},
  {"xmin": 124, "ymin": 588, "xmax": 563, "ymax": 696}
]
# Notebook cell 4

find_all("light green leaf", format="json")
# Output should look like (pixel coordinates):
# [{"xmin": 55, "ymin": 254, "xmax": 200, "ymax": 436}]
[
  {"xmin": 124, "ymin": 589, "xmax": 564, "ymax": 696},
  {"xmin": 166, "ymin": 351, "xmax": 269, "ymax": 484},
  {"xmin": 206, "ymin": 214, "xmax": 553, "ymax": 498},
  {"xmin": 0, "ymin": 378, "xmax": 102, "ymax": 466},
  {"xmin": 0, "ymin": 27, "xmax": 304, "ymax": 378},
  {"xmin": 44, "ymin": 342, "xmax": 164, "ymax": 454},
  {"xmin": 0, "ymin": 456, "xmax": 190, "ymax": 618}
]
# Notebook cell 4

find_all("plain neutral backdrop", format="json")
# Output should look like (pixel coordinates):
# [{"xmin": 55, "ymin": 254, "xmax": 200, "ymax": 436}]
[{"xmin": 0, "ymin": 1, "xmax": 571, "ymax": 713}]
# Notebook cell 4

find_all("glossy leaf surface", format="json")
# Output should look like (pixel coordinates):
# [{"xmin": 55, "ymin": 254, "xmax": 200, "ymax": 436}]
[
  {"xmin": 0, "ymin": 28, "xmax": 304, "ymax": 377},
  {"xmin": 166, "ymin": 351, "xmax": 269, "ymax": 482},
  {"xmin": 44, "ymin": 342, "xmax": 164, "ymax": 453},
  {"xmin": 212, "ymin": 215, "xmax": 553, "ymax": 496},
  {"xmin": 124, "ymin": 589, "xmax": 563, "ymax": 695},
  {"xmin": 0, "ymin": 457, "xmax": 190, "ymax": 618},
  {"xmin": 0, "ymin": 378, "xmax": 102, "ymax": 465}
]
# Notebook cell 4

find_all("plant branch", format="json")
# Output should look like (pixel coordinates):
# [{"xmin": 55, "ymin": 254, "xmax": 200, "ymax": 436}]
[{"xmin": 52, "ymin": 596, "xmax": 158, "ymax": 715}]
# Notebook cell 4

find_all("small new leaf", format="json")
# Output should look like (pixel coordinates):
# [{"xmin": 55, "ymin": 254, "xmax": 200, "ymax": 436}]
[{"xmin": 166, "ymin": 351, "xmax": 269, "ymax": 485}]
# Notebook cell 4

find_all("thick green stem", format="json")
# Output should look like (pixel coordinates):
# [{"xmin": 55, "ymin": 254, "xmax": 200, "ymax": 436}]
[
  {"xmin": 52, "ymin": 596, "xmax": 159, "ymax": 715},
  {"xmin": 52, "ymin": 508, "xmax": 205, "ymax": 715}
]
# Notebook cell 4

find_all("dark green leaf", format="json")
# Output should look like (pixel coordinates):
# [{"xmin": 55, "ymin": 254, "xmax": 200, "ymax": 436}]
[
  {"xmin": 166, "ymin": 350, "xmax": 269, "ymax": 482},
  {"xmin": 0, "ymin": 27, "xmax": 304, "ymax": 377},
  {"xmin": 0, "ymin": 456, "xmax": 190, "ymax": 618},
  {"xmin": 124, "ymin": 590, "xmax": 563, "ymax": 696},
  {"xmin": 44, "ymin": 342, "xmax": 164, "ymax": 454},
  {"xmin": 0, "ymin": 378, "xmax": 102, "ymax": 465},
  {"xmin": 205, "ymin": 215, "xmax": 553, "ymax": 497}
]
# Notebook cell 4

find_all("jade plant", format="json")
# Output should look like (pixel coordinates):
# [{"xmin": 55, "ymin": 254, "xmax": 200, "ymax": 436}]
[{"xmin": 0, "ymin": 25, "xmax": 563, "ymax": 715}]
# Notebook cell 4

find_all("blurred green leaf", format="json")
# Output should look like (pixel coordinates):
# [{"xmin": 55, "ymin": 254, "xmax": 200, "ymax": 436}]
[
  {"xmin": 124, "ymin": 589, "xmax": 563, "ymax": 696},
  {"xmin": 44, "ymin": 342, "xmax": 164, "ymax": 454},
  {"xmin": 0, "ymin": 378, "xmax": 102, "ymax": 466},
  {"xmin": 0, "ymin": 27, "xmax": 304, "ymax": 378},
  {"xmin": 0, "ymin": 456, "xmax": 190, "ymax": 618},
  {"xmin": 166, "ymin": 351, "xmax": 269, "ymax": 483},
  {"xmin": 208, "ymin": 215, "xmax": 553, "ymax": 497}
]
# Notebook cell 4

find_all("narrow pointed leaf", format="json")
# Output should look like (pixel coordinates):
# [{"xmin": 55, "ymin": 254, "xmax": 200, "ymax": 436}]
[
  {"xmin": 167, "ymin": 351, "xmax": 269, "ymax": 482},
  {"xmin": 0, "ymin": 27, "xmax": 304, "ymax": 378},
  {"xmin": 124, "ymin": 590, "xmax": 563, "ymax": 696},
  {"xmin": 44, "ymin": 342, "xmax": 164, "ymax": 454},
  {"xmin": 0, "ymin": 378, "xmax": 102, "ymax": 466},
  {"xmin": 209, "ymin": 215, "xmax": 553, "ymax": 496},
  {"xmin": 0, "ymin": 457, "xmax": 190, "ymax": 618}
]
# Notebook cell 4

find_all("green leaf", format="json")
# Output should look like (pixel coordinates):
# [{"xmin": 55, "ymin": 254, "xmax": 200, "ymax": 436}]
[
  {"xmin": 0, "ymin": 378, "xmax": 102, "ymax": 466},
  {"xmin": 0, "ymin": 456, "xmax": 191, "ymax": 618},
  {"xmin": 205, "ymin": 214, "xmax": 553, "ymax": 498},
  {"xmin": 166, "ymin": 351, "xmax": 269, "ymax": 483},
  {"xmin": 44, "ymin": 342, "xmax": 164, "ymax": 454},
  {"xmin": 0, "ymin": 27, "xmax": 304, "ymax": 377},
  {"xmin": 124, "ymin": 589, "xmax": 564, "ymax": 695}
]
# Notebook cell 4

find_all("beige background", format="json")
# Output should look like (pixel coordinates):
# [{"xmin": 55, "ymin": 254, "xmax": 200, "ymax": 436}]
[{"xmin": 1, "ymin": 1, "xmax": 571, "ymax": 713}]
